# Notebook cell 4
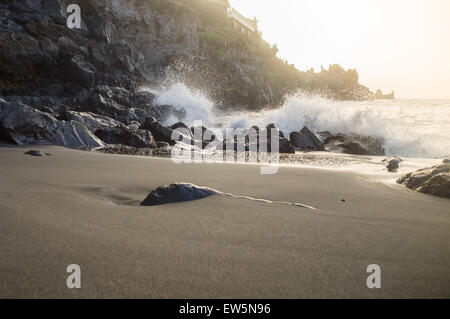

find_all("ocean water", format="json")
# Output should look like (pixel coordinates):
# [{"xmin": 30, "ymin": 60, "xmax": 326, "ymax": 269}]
[{"xmin": 145, "ymin": 83, "xmax": 450, "ymax": 159}]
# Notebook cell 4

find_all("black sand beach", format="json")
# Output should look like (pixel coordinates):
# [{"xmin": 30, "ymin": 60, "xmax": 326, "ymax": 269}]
[{"xmin": 0, "ymin": 145, "xmax": 449, "ymax": 298}]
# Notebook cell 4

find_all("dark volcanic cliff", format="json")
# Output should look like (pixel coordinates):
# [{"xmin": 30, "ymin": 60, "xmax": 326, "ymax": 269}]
[{"xmin": 0, "ymin": 0, "xmax": 373, "ymax": 111}]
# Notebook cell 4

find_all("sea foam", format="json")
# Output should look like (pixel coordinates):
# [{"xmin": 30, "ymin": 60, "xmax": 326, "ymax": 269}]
[{"xmin": 144, "ymin": 83, "xmax": 450, "ymax": 159}]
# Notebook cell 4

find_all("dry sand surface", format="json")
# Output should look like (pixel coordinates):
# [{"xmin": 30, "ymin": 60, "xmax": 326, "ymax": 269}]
[{"xmin": 0, "ymin": 144, "xmax": 449, "ymax": 298}]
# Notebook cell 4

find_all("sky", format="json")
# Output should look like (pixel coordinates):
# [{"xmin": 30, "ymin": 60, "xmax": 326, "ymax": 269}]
[{"xmin": 230, "ymin": 0, "xmax": 450, "ymax": 98}]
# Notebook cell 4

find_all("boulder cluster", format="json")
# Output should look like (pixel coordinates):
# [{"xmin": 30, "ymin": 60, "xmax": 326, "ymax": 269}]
[
  {"xmin": 1, "ymin": 93, "xmax": 388, "ymax": 156},
  {"xmin": 0, "ymin": 88, "xmax": 179, "ymax": 150}
]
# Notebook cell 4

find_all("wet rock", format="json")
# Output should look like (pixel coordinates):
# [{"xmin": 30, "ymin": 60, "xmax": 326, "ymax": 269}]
[
  {"xmin": 140, "ymin": 183, "xmax": 218, "ymax": 206},
  {"xmin": 397, "ymin": 163, "xmax": 450, "ymax": 198},
  {"xmin": 443, "ymin": 159, "xmax": 450, "ymax": 164},
  {"xmin": 290, "ymin": 126, "xmax": 325, "ymax": 151},
  {"xmin": 385, "ymin": 157, "xmax": 401, "ymax": 172}
]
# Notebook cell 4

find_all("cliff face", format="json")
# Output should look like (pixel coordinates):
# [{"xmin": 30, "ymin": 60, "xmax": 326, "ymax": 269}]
[{"xmin": 0, "ymin": 0, "xmax": 373, "ymax": 111}]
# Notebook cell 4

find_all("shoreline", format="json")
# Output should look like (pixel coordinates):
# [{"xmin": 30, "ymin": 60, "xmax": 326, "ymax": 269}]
[{"xmin": 94, "ymin": 144, "xmax": 446, "ymax": 186}]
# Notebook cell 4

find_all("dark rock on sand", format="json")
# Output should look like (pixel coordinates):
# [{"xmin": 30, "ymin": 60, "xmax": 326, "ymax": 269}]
[
  {"xmin": 140, "ymin": 183, "xmax": 218, "ymax": 206},
  {"xmin": 397, "ymin": 163, "xmax": 450, "ymax": 198},
  {"xmin": 290, "ymin": 126, "xmax": 325, "ymax": 151},
  {"xmin": 24, "ymin": 150, "xmax": 48, "ymax": 156}
]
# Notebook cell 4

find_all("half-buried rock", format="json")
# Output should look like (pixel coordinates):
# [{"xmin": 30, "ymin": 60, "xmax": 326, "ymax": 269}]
[
  {"xmin": 25, "ymin": 150, "xmax": 49, "ymax": 156},
  {"xmin": 140, "ymin": 183, "xmax": 218, "ymax": 206}
]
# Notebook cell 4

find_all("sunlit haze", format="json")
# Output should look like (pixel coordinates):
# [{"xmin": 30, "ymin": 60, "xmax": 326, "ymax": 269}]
[{"xmin": 230, "ymin": 0, "xmax": 450, "ymax": 98}]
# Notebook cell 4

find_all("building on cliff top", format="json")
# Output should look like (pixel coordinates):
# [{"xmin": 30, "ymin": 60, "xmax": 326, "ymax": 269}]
[
  {"xmin": 228, "ymin": 8, "xmax": 260, "ymax": 38},
  {"xmin": 204, "ymin": 0, "xmax": 260, "ymax": 38}
]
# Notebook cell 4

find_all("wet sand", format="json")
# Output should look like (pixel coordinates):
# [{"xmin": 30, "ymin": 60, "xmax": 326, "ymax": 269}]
[{"xmin": 0, "ymin": 144, "xmax": 449, "ymax": 298}]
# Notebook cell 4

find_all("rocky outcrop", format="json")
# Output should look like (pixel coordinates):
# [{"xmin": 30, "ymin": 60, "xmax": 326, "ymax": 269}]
[
  {"xmin": 0, "ymin": 101, "xmax": 104, "ymax": 149},
  {"xmin": 0, "ymin": 1, "xmax": 380, "ymax": 152},
  {"xmin": 397, "ymin": 161, "xmax": 450, "ymax": 198}
]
